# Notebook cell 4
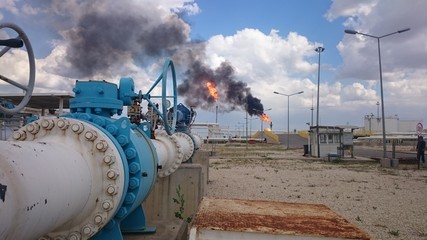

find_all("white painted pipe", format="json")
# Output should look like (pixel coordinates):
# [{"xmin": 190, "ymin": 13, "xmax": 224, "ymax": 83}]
[
  {"xmin": 0, "ymin": 118, "xmax": 126, "ymax": 240},
  {"xmin": 191, "ymin": 131, "xmax": 203, "ymax": 150},
  {"xmin": 0, "ymin": 141, "xmax": 92, "ymax": 239},
  {"xmin": 174, "ymin": 132, "xmax": 195, "ymax": 163},
  {"xmin": 152, "ymin": 130, "xmax": 183, "ymax": 178},
  {"xmin": 152, "ymin": 130, "xmax": 199, "ymax": 177}
]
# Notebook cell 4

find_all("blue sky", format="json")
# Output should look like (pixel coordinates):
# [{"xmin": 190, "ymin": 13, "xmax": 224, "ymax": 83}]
[
  {"xmin": 187, "ymin": 1, "xmax": 344, "ymax": 66},
  {"xmin": 1, "ymin": 0, "xmax": 426, "ymax": 133}
]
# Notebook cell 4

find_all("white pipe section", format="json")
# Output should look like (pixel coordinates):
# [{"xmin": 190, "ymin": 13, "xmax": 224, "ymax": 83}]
[
  {"xmin": 0, "ymin": 118, "xmax": 126, "ymax": 240},
  {"xmin": 191, "ymin": 131, "xmax": 203, "ymax": 150},
  {"xmin": 152, "ymin": 130, "xmax": 198, "ymax": 177},
  {"xmin": 174, "ymin": 132, "xmax": 195, "ymax": 163},
  {"xmin": 0, "ymin": 141, "xmax": 92, "ymax": 239},
  {"xmin": 152, "ymin": 130, "xmax": 183, "ymax": 178}
]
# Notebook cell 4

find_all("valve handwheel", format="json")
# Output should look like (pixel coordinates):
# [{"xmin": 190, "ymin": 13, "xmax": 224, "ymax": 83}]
[
  {"xmin": 0, "ymin": 22, "xmax": 35, "ymax": 114},
  {"xmin": 142, "ymin": 59, "xmax": 177, "ymax": 135}
]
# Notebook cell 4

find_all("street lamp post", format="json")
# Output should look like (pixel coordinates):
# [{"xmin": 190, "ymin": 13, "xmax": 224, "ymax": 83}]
[
  {"xmin": 345, "ymin": 28, "xmax": 410, "ymax": 158},
  {"xmin": 273, "ymin": 91, "xmax": 304, "ymax": 149},
  {"xmin": 315, "ymin": 46, "xmax": 324, "ymax": 158},
  {"xmin": 249, "ymin": 117, "xmax": 258, "ymax": 137}
]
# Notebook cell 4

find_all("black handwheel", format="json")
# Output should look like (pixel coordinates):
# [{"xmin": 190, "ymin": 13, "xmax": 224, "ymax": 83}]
[
  {"xmin": 142, "ymin": 59, "xmax": 177, "ymax": 135},
  {"xmin": 0, "ymin": 22, "xmax": 35, "ymax": 114}
]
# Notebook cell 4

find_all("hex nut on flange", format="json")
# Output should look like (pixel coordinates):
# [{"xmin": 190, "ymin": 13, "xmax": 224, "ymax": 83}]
[
  {"xmin": 96, "ymin": 140, "xmax": 108, "ymax": 152},
  {"xmin": 41, "ymin": 119, "xmax": 55, "ymax": 130},
  {"xmin": 57, "ymin": 119, "xmax": 70, "ymax": 130},
  {"xmin": 84, "ymin": 130, "xmax": 97, "ymax": 141}
]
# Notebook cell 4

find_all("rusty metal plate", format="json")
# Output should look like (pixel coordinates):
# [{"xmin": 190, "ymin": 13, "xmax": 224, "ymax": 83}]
[{"xmin": 191, "ymin": 197, "xmax": 370, "ymax": 239}]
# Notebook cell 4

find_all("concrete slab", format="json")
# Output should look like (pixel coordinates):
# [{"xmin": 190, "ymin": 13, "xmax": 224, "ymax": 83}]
[
  {"xmin": 123, "ymin": 219, "xmax": 187, "ymax": 240},
  {"xmin": 380, "ymin": 158, "xmax": 391, "ymax": 167},
  {"xmin": 143, "ymin": 164, "xmax": 203, "ymax": 222}
]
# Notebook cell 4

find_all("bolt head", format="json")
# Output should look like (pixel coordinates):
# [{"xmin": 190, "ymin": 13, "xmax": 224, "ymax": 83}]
[
  {"xmin": 84, "ymin": 131, "xmax": 97, "ymax": 141},
  {"xmin": 107, "ymin": 169, "xmax": 119, "ymax": 180},
  {"xmin": 106, "ymin": 184, "xmax": 118, "ymax": 195},
  {"xmin": 96, "ymin": 140, "xmax": 108, "ymax": 151},
  {"xmin": 41, "ymin": 119, "xmax": 54, "ymax": 129},
  {"xmin": 68, "ymin": 232, "xmax": 81, "ymax": 240},
  {"xmin": 129, "ymin": 177, "xmax": 140, "ymax": 189},
  {"xmin": 102, "ymin": 199, "xmax": 114, "ymax": 211},
  {"xmin": 12, "ymin": 130, "xmax": 26, "ymax": 140},
  {"xmin": 82, "ymin": 225, "xmax": 93, "ymax": 235},
  {"xmin": 124, "ymin": 192, "xmax": 136, "ymax": 205},
  {"xmin": 128, "ymin": 162, "xmax": 140, "ymax": 174},
  {"xmin": 57, "ymin": 119, "xmax": 69, "ymax": 130},
  {"xmin": 94, "ymin": 213, "xmax": 104, "ymax": 224},
  {"xmin": 125, "ymin": 148, "xmax": 137, "ymax": 159},
  {"xmin": 117, "ymin": 135, "xmax": 129, "ymax": 146},
  {"xmin": 71, "ymin": 123, "xmax": 84, "ymax": 134},
  {"xmin": 103, "ymin": 155, "xmax": 115, "ymax": 165}
]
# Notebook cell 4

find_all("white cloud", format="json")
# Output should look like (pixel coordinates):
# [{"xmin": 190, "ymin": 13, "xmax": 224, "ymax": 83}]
[
  {"xmin": 0, "ymin": 49, "xmax": 31, "ymax": 93},
  {"xmin": 0, "ymin": 0, "xmax": 19, "ymax": 15},
  {"xmin": 331, "ymin": 0, "xmax": 427, "ymax": 124},
  {"xmin": 206, "ymin": 28, "xmax": 317, "ymax": 86},
  {"xmin": 1, "ymin": 0, "xmax": 425, "ymax": 131},
  {"xmin": 202, "ymin": 27, "xmax": 348, "ymax": 128},
  {"xmin": 325, "ymin": 0, "xmax": 378, "ymax": 22},
  {"xmin": 21, "ymin": 4, "xmax": 39, "ymax": 15}
]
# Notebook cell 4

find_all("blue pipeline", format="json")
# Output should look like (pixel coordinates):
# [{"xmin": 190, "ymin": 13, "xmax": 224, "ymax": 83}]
[
  {"xmin": 62, "ymin": 112, "xmax": 159, "ymax": 237},
  {"xmin": 65, "ymin": 78, "xmax": 159, "ymax": 237}
]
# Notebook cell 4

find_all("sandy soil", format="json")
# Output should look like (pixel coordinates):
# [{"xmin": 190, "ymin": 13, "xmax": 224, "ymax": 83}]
[{"xmin": 204, "ymin": 143, "xmax": 427, "ymax": 240}]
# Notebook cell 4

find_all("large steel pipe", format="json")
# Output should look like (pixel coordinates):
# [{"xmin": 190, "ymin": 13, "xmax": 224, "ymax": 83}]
[
  {"xmin": 152, "ymin": 130, "xmax": 198, "ymax": 177},
  {"xmin": 152, "ymin": 130, "xmax": 183, "ymax": 178},
  {"xmin": 0, "ymin": 141, "xmax": 92, "ymax": 239},
  {"xmin": 0, "ymin": 117, "xmax": 126, "ymax": 240}
]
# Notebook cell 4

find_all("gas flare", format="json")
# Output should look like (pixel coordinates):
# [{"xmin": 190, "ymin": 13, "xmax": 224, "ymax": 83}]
[
  {"xmin": 206, "ymin": 82, "xmax": 219, "ymax": 102},
  {"xmin": 260, "ymin": 113, "xmax": 271, "ymax": 122}
]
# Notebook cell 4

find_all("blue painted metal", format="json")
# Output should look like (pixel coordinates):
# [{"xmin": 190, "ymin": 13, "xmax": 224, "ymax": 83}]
[
  {"xmin": 61, "ymin": 59, "xmax": 178, "ymax": 239},
  {"xmin": 176, "ymin": 103, "xmax": 192, "ymax": 132},
  {"xmin": 141, "ymin": 59, "xmax": 177, "ymax": 135},
  {"xmin": 0, "ymin": 99, "xmax": 14, "ymax": 118},
  {"xmin": 71, "ymin": 80, "xmax": 124, "ymax": 117}
]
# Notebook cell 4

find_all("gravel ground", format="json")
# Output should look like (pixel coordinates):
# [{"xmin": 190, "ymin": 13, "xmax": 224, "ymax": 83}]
[{"xmin": 204, "ymin": 143, "xmax": 427, "ymax": 240}]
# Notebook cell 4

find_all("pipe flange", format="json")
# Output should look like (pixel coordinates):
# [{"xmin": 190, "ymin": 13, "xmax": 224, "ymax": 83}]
[
  {"xmin": 13, "ymin": 117, "xmax": 125, "ymax": 239},
  {"xmin": 174, "ymin": 132, "xmax": 195, "ymax": 162},
  {"xmin": 190, "ymin": 131, "xmax": 203, "ymax": 150},
  {"xmin": 154, "ymin": 130, "xmax": 184, "ymax": 178}
]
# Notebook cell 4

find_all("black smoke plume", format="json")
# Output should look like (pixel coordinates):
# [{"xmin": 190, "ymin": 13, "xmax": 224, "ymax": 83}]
[
  {"xmin": 57, "ymin": 1, "xmax": 264, "ymax": 115},
  {"xmin": 63, "ymin": 9, "xmax": 188, "ymax": 78},
  {"xmin": 177, "ymin": 59, "xmax": 264, "ymax": 115}
]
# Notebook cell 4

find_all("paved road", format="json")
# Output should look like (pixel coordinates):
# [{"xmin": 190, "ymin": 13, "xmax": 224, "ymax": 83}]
[
  {"xmin": 277, "ymin": 133, "xmax": 307, "ymax": 149},
  {"xmin": 278, "ymin": 134, "xmax": 418, "ymax": 161},
  {"xmin": 353, "ymin": 146, "xmax": 417, "ymax": 161}
]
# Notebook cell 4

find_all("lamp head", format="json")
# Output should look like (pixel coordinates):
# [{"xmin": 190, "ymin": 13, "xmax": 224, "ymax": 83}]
[
  {"xmin": 344, "ymin": 29, "xmax": 358, "ymax": 34},
  {"xmin": 398, "ymin": 28, "xmax": 410, "ymax": 33},
  {"xmin": 315, "ymin": 47, "xmax": 325, "ymax": 53}
]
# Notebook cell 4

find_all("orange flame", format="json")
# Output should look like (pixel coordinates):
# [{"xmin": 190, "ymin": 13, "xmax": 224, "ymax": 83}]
[
  {"xmin": 206, "ymin": 82, "xmax": 218, "ymax": 102},
  {"xmin": 260, "ymin": 113, "xmax": 271, "ymax": 122}
]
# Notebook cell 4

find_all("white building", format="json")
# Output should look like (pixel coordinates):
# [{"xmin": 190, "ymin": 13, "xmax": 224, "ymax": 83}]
[
  {"xmin": 363, "ymin": 114, "xmax": 422, "ymax": 133},
  {"xmin": 308, "ymin": 126, "xmax": 355, "ymax": 158}
]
